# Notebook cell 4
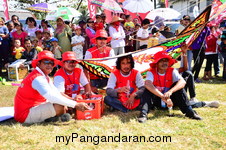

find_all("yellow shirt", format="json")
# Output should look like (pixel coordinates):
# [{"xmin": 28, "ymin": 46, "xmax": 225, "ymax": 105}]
[
  {"xmin": 124, "ymin": 21, "xmax": 135, "ymax": 28},
  {"xmin": 14, "ymin": 47, "xmax": 25, "ymax": 59},
  {"xmin": 35, "ymin": 46, "xmax": 43, "ymax": 53}
]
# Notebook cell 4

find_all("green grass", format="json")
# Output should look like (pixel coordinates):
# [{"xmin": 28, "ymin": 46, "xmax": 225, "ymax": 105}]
[{"xmin": 0, "ymin": 68, "xmax": 226, "ymax": 150}]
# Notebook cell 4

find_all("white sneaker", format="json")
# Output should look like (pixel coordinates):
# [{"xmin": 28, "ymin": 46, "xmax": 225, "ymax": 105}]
[
  {"xmin": 204, "ymin": 101, "xmax": 220, "ymax": 108},
  {"xmin": 189, "ymin": 97, "xmax": 199, "ymax": 105}
]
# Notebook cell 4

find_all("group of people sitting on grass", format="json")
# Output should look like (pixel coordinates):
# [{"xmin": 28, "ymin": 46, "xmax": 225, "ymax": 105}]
[{"xmin": 14, "ymin": 30, "xmax": 220, "ymax": 124}]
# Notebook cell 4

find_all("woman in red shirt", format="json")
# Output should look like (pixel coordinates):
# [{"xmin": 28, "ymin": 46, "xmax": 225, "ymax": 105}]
[{"xmin": 12, "ymin": 22, "xmax": 28, "ymax": 48}]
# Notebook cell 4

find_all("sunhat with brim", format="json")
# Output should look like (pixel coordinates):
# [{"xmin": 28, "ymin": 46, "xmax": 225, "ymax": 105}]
[
  {"xmin": 59, "ymin": 51, "xmax": 79, "ymax": 66},
  {"xmin": 150, "ymin": 51, "xmax": 177, "ymax": 69},
  {"xmin": 110, "ymin": 16, "xmax": 124, "ymax": 24},
  {"xmin": 32, "ymin": 50, "xmax": 59, "ymax": 68},
  {"xmin": 56, "ymin": 17, "xmax": 64, "ymax": 22},
  {"xmin": 91, "ymin": 29, "xmax": 112, "ymax": 44}
]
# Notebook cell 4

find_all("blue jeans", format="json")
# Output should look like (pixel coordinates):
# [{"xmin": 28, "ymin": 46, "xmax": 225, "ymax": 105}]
[
  {"xmin": 104, "ymin": 96, "xmax": 129, "ymax": 113},
  {"xmin": 187, "ymin": 50, "xmax": 193, "ymax": 71}
]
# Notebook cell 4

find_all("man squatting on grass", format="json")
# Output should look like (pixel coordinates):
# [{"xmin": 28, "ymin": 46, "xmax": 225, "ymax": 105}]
[
  {"xmin": 138, "ymin": 50, "xmax": 202, "ymax": 123},
  {"xmin": 14, "ymin": 51, "xmax": 90, "ymax": 124}
]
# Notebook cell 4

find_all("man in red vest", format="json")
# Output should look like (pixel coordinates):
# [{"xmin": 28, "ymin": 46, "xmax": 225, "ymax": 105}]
[
  {"xmin": 54, "ymin": 51, "xmax": 92, "ymax": 100},
  {"xmin": 138, "ymin": 51, "xmax": 202, "ymax": 123},
  {"xmin": 104, "ymin": 55, "xmax": 145, "ymax": 112},
  {"xmin": 14, "ymin": 51, "xmax": 90, "ymax": 124},
  {"xmin": 84, "ymin": 29, "xmax": 115, "ymax": 93}
]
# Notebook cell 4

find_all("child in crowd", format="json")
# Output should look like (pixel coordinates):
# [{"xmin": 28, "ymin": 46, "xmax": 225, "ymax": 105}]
[
  {"xmin": 71, "ymin": 25, "xmax": 85, "ymax": 60},
  {"xmin": 94, "ymin": 15, "xmax": 104, "ymax": 31},
  {"xmin": 32, "ymin": 38, "xmax": 43, "ymax": 53},
  {"xmin": 42, "ymin": 30, "xmax": 52, "ymax": 51},
  {"xmin": 50, "ymin": 37, "xmax": 62, "ymax": 60},
  {"xmin": 12, "ymin": 39, "xmax": 25, "ymax": 59},
  {"xmin": 124, "ymin": 15, "xmax": 135, "ymax": 29},
  {"xmin": 137, "ymin": 19, "xmax": 151, "ymax": 49},
  {"xmin": 35, "ymin": 30, "xmax": 43, "ymax": 48},
  {"xmin": 11, "ymin": 22, "xmax": 28, "ymax": 48}
]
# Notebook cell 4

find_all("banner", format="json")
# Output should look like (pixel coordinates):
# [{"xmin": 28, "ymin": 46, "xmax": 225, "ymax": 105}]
[
  {"xmin": 88, "ymin": 0, "xmax": 96, "ymax": 20},
  {"xmin": 80, "ymin": 5, "xmax": 213, "ymax": 79},
  {"xmin": 3, "ymin": 0, "xmax": 10, "ymax": 21},
  {"xmin": 165, "ymin": 0, "xmax": 168, "ymax": 8}
]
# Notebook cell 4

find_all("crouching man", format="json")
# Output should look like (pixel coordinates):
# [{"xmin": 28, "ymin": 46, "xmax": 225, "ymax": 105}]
[
  {"xmin": 14, "ymin": 51, "xmax": 90, "ymax": 124},
  {"xmin": 138, "ymin": 51, "xmax": 202, "ymax": 123},
  {"xmin": 104, "ymin": 55, "xmax": 145, "ymax": 112}
]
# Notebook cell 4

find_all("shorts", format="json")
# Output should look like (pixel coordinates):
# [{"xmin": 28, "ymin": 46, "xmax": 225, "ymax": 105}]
[{"xmin": 24, "ymin": 102, "xmax": 56, "ymax": 124}]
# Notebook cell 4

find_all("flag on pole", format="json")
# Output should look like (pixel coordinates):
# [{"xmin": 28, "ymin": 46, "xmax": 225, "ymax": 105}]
[
  {"xmin": 88, "ymin": 0, "xmax": 97, "ymax": 20},
  {"xmin": 165, "ymin": 0, "xmax": 169, "ymax": 8},
  {"xmin": 3, "ymin": 0, "xmax": 10, "ymax": 21}
]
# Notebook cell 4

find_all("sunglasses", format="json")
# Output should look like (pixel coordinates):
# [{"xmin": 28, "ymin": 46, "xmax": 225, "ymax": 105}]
[
  {"xmin": 96, "ymin": 37, "xmax": 107, "ymax": 40},
  {"xmin": 42, "ymin": 60, "xmax": 54, "ymax": 66},
  {"xmin": 64, "ymin": 60, "xmax": 77, "ymax": 64},
  {"xmin": 88, "ymin": 21, "xmax": 94, "ymax": 23}
]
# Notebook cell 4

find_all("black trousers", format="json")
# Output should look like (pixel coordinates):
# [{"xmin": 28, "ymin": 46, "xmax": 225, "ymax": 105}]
[
  {"xmin": 182, "ymin": 71, "xmax": 196, "ymax": 98},
  {"xmin": 192, "ymin": 48, "xmax": 205, "ymax": 80},
  {"xmin": 140, "ymin": 82, "xmax": 195, "ymax": 117}
]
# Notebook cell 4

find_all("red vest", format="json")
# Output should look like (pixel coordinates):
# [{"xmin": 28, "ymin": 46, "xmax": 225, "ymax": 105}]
[
  {"xmin": 87, "ymin": 46, "xmax": 111, "ymax": 79},
  {"xmin": 151, "ymin": 67, "xmax": 174, "ymax": 93},
  {"xmin": 205, "ymin": 34, "xmax": 218, "ymax": 53},
  {"xmin": 54, "ymin": 68, "xmax": 81, "ymax": 97},
  {"xmin": 14, "ymin": 69, "xmax": 47, "ymax": 123},
  {"xmin": 113, "ymin": 69, "xmax": 140, "ymax": 109}
]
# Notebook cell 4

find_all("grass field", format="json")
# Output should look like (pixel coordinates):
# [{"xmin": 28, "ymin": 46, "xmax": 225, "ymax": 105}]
[{"xmin": 0, "ymin": 67, "xmax": 226, "ymax": 150}]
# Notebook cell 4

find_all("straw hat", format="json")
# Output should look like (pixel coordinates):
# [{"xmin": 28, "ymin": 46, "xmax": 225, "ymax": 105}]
[{"xmin": 110, "ymin": 16, "xmax": 124, "ymax": 24}]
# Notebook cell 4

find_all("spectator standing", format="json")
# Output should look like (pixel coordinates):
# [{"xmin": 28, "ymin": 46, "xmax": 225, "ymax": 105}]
[
  {"xmin": 109, "ymin": 16, "xmax": 126, "ymax": 55},
  {"xmin": 136, "ymin": 19, "xmax": 150, "ymax": 49},
  {"xmin": 85, "ymin": 18, "xmax": 96, "ymax": 47},
  {"xmin": 24, "ymin": 17, "xmax": 38, "ymax": 41},
  {"xmin": 12, "ymin": 22, "xmax": 28, "ymax": 48},
  {"xmin": 71, "ymin": 25, "xmax": 85, "ymax": 60},
  {"xmin": 54, "ymin": 17, "xmax": 72, "ymax": 52}
]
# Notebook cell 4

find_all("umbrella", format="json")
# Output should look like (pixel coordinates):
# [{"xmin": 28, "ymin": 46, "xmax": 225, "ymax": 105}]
[
  {"xmin": 146, "ymin": 8, "xmax": 181, "ymax": 20},
  {"xmin": 46, "ymin": 7, "xmax": 81, "ymax": 21},
  {"xmin": 27, "ymin": 3, "xmax": 56, "ymax": 13},
  {"xmin": 91, "ymin": 0, "xmax": 123, "ymax": 13},
  {"xmin": 122, "ymin": 0, "xmax": 154, "ymax": 13}
]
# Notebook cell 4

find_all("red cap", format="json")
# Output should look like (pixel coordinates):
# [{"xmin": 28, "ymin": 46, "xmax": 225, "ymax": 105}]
[
  {"xmin": 62, "ymin": 51, "xmax": 77, "ymax": 62},
  {"xmin": 32, "ymin": 50, "xmax": 59, "ymax": 68},
  {"xmin": 91, "ymin": 29, "xmax": 112, "ymax": 44},
  {"xmin": 150, "ymin": 51, "xmax": 177, "ymax": 69}
]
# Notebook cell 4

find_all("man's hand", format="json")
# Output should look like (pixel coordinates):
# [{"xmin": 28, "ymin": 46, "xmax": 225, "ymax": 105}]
[
  {"xmin": 124, "ymin": 93, "xmax": 136, "ymax": 109},
  {"xmin": 163, "ymin": 91, "xmax": 172, "ymax": 100},
  {"xmin": 117, "ymin": 86, "xmax": 130, "ymax": 93},
  {"xmin": 75, "ymin": 102, "xmax": 90, "ymax": 112},
  {"xmin": 75, "ymin": 94, "xmax": 83, "ymax": 101},
  {"xmin": 85, "ymin": 91, "xmax": 93, "ymax": 98},
  {"xmin": 166, "ymin": 99, "xmax": 173, "ymax": 107}
]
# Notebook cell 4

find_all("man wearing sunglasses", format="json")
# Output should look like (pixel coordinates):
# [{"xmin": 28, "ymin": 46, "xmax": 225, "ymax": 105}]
[
  {"xmin": 84, "ymin": 29, "xmax": 115, "ymax": 93},
  {"xmin": 14, "ymin": 51, "xmax": 90, "ymax": 124},
  {"xmin": 54, "ymin": 51, "xmax": 92, "ymax": 100}
]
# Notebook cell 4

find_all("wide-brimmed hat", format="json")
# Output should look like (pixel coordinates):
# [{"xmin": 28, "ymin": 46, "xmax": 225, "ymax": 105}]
[
  {"xmin": 59, "ymin": 51, "xmax": 79, "ymax": 66},
  {"xmin": 150, "ymin": 51, "xmax": 176, "ymax": 69},
  {"xmin": 91, "ymin": 29, "xmax": 112, "ymax": 44},
  {"xmin": 110, "ymin": 16, "xmax": 124, "ymax": 24},
  {"xmin": 32, "ymin": 50, "xmax": 59, "ymax": 68}
]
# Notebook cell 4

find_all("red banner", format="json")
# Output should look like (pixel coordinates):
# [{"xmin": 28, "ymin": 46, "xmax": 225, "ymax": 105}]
[
  {"xmin": 3, "ymin": 0, "xmax": 10, "ymax": 21},
  {"xmin": 165, "ymin": 0, "xmax": 168, "ymax": 8},
  {"xmin": 88, "ymin": 0, "xmax": 96, "ymax": 20}
]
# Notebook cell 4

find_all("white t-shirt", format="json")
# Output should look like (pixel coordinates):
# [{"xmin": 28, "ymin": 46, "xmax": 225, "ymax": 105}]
[
  {"xmin": 53, "ymin": 71, "xmax": 88, "ymax": 93},
  {"xmin": 24, "ymin": 26, "xmax": 39, "ymax": 40},
  {"xmin": 146, "ymin": 68, "xmax": 182, "ymax": 83},
  {"xmin": 136, "ymin": 28, "xmax": 149, "ymax": 46},
  {"xmin": 109, "ymin": 25, "xmax": 125, "ymax": 48},
  {"xmin": 71, "ymin": 35, "xmax": 85, "ymax": 51},
  {"xmin": 32, "ymin": 67, "xmax": 76, "ymax": 108},
  {"xmin": 107, "ymin": 70, "xmax": 144, "ymax": 89}
]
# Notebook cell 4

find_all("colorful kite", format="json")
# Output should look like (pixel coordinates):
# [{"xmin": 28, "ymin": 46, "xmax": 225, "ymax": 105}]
[{"xmin": 79, "ymin": 5, "xmax": 219, "ymax": 79}]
